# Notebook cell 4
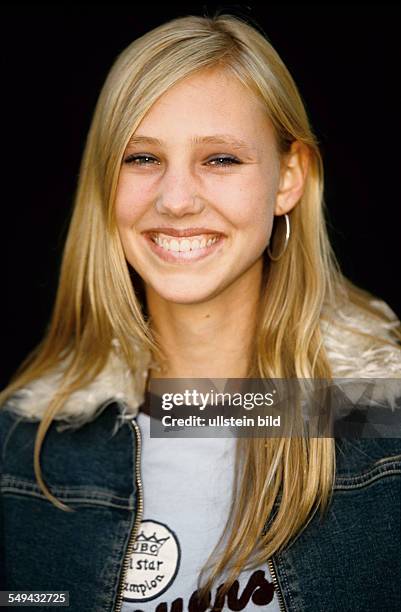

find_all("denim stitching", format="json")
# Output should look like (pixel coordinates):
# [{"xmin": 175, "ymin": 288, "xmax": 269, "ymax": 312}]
[
  {"xmin": 335, "ymin": 462, "xmax": 401, "ymax": 489},
  {"xmin": 0, "ymin": 489, "xmax": 132, "ymax": 510},
  {"xmin": 0, "ymin": 474, "xmax": 134, "ymax": 509},
  {"xmin": 278, "ymin": 553, "xmax": 297, "ymax": 611}
]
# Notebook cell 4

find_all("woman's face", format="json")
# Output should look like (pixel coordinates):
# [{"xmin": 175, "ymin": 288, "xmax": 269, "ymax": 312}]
[{"xmin": 115, "ymin": 67, "xmax": 286, "ymax": 304}]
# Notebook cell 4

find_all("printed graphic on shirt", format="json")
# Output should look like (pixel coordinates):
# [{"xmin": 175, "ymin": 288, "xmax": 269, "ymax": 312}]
[
  {"xmin": 168, "ymin": 570, "xmax": 276, "ymax": 611},
  {"xmin": 123, "ymin": 519, "xmax": 181, "ymax": 602},
  {"xmin": 122, "ymin": 520, "xmax": 275, "ymax": 610},
  {"xmin": 123, "ymin": 567, "xmax": 275, "ymax": 611}
]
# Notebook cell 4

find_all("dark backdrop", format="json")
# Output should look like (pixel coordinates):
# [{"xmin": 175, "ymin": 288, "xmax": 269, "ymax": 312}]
[{"xmin": 1, "ymin": 3, "xmax": 400, "ymax": 388}]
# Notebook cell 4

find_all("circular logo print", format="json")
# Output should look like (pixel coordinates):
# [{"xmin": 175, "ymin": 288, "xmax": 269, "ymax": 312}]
[{"xmin": 122, "ymin": 519, "xmax": 181, "ymax": 602}]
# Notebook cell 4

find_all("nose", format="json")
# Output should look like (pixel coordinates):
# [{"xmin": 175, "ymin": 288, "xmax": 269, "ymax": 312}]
[{"xmin": 155, "ymin": 167, "xmax": 205, "ymax": 218}]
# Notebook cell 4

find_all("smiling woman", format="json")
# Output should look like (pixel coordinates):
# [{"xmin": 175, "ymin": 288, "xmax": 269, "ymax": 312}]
[{"xmin": 1, "ymin": 12, "xmax": 401, "ymax": 612}]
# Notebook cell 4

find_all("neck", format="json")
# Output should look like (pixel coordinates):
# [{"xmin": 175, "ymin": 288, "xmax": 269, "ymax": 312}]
[{"xmin": 145, "ymin": 262, "xmax": 263, "ymax": 380}]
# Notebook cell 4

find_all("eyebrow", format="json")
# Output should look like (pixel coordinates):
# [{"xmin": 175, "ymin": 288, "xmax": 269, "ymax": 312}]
[{"xmin": 127, "ymin": 134, "xmax": 256, "ymax": 152}]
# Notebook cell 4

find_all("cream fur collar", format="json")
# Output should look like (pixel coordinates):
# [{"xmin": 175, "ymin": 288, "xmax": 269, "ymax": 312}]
[{"xmin": 5, "ymin": 297, "xmax": 401, "ymax": 431}]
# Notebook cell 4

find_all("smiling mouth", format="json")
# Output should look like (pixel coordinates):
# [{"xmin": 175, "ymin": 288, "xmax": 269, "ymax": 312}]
[
  {"xmin": 149, "ymin": 232, "xmax": 221, "ymax": 252},
  {"xmin": 144, "ymin": 231, "xmax": 224, "ymax": 263}
]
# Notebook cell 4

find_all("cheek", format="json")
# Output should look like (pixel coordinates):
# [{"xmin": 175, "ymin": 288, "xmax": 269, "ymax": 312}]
[
  {"xmin": 224, "ymin": 175, "xmax": 277, "ymax": 230},
  {"xmin": 114, "ymin": 176, "xmax": 152, "ymax": 226}
]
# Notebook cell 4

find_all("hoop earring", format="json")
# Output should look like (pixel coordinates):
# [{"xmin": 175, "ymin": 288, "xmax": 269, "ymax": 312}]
[{"xmin": 267, "ymin": 213, "xmax": 291, "ymax": 261}]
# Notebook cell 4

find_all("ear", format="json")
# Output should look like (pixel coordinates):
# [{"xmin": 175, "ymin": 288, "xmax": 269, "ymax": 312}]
[{"xmin": 274, "ymin": 141, "xmax": 310, "ymax": 216}]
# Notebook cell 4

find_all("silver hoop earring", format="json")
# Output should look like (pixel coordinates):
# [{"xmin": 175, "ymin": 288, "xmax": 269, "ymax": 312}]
[{"xmin": 267, "ymin": 213, "xmax": 291, "ymax": 261}]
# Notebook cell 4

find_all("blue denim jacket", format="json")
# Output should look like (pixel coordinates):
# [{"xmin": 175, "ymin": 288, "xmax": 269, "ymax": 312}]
[{"xmin": 1, "ymin": 399, "xmax": 400, "ymax": 612}]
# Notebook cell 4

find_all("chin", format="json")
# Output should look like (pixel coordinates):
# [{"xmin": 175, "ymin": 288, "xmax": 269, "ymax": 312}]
[
  {"xmin": 154, "ymin": 288, "xmax": 216, "ymax": 305},
  {"xmin": 146, "ymin": 277, "xmax": 224, "ymax": 305}
]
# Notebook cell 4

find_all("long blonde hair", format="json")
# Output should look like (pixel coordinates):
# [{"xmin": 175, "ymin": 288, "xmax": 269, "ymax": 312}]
[{"xmin": 1, "ymin": 12, "xmax": 401, "ymax": 604}]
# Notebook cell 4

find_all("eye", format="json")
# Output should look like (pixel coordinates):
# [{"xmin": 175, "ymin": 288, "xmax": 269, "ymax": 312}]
[
  {"xmin": 206, "ymin": 156, "xmax": 241, "ymax": 168},
  {"xmin": 124, "ymin": 155, "xmax": 159, "ymax": 166}
]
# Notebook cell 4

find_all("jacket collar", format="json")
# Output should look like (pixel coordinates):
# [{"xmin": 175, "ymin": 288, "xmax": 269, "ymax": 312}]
[{"xmin": 6, "ymin": 298, "xmax": 401, "ymax": 430}]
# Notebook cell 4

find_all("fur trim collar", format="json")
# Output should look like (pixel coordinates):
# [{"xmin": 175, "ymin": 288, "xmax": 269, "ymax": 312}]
[{"xmin": 5, "ymin": 298, "xmax": 401, "ymax": 431}]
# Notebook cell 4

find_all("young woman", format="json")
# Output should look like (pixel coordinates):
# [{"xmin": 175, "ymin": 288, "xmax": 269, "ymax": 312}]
[{"xmin": 1, "ymin": 13, "xmax": 400, "ymax": 612}]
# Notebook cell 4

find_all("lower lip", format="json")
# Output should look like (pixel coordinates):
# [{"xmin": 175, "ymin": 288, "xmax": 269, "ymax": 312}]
[{"xmin": 143, "ymin": 234, "xmax": 224, "ymax": 263}]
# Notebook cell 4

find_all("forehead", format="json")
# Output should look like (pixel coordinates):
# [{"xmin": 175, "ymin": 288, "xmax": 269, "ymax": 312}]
[{"xmin": 133, "ymin": 67, "xmax": 275, "ymax": 146}]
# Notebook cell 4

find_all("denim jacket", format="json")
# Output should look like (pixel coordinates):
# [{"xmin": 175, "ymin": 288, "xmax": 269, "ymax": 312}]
[
  {"xmin": 1, "ymin": 297, "xmax": 401, "ymax": 611},
  {"xmin": 1, "ymin": 397, "xmax": 401, "ymax": 612}
]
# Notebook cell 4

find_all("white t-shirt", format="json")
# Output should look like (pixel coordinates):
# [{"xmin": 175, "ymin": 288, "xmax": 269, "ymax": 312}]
[{"xmin": 121, "ymin": 410, "xmax": 280, "ymax": 611}]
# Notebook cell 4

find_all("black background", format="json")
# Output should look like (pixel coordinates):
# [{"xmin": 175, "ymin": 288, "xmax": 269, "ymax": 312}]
[{"xmin": 1, "ymin": 3, "xmax": 400, "ymax": 388}]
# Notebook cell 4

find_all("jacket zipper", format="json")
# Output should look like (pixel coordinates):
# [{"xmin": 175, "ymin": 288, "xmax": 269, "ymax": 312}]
[
  {"xmin": 114, "ymin": 418, "xmax": 144, "ymax": 612},
  {"xmin": 267, "ymin": 557, "xmax": 286, "ymax": 611},
  {"xmin": 113, "ymin": 418, "xmax": 286, "ymax": 611}
]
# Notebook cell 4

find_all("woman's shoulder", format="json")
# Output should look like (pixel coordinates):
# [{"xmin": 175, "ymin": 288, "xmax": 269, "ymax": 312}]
[
  {"xmin": 322, "ymin": 292, "xmax": 401, "ymax": 378},
  {"xmin": 0, "ymin": 402, "xmax": 18, "ymax": 450},
  {"xmin": 334, "ymin": 436, "xmax": 401, "ymax": 490},
  {"xmin": 0, "ymin": 347, "xmax": 148, "ymax": 431}
]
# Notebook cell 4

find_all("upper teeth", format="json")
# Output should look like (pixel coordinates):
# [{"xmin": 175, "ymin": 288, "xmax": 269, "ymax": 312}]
[{"xmin": 151, "ymin": 233, "xmax": 220, "ymax": 252}]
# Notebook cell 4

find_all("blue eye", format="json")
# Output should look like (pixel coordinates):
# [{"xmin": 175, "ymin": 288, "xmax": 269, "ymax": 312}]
[
  {"xmin": 207, "ymin": 156, "xmax": 241, "ymax": 167},
  {"xmin": 124, "ymin": 154, "xmax": 159, "ymax": 165},
  {"xmin": 123, "ymin": 154, "xmax": 241, "ymax": 167}
]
